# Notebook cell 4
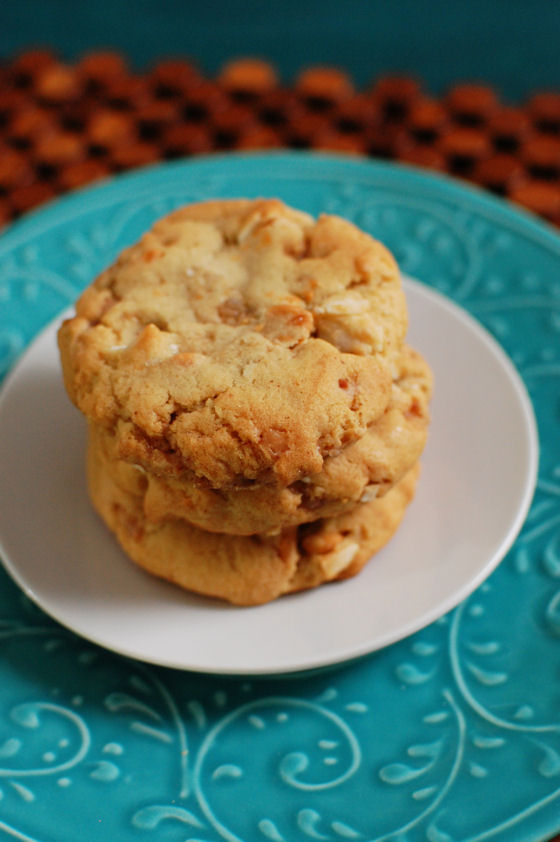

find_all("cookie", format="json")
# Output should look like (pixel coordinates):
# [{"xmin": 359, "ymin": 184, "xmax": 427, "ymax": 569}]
[
  {"xmin": 87, "ymin": 429, "xmax": 420, "ymax": 605},
  {"xmin": 90, "ymin": 344, "xmax": 432, "ymax": 534},
  {"xmin": 58, "ymin": 198, "xmax": 407, "ymax": 488}
]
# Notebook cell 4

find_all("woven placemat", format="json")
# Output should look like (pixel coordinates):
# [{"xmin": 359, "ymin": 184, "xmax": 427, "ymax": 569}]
[{"xmin": 1, "ymin": 49, "xmax": 560, "ymax": 231}]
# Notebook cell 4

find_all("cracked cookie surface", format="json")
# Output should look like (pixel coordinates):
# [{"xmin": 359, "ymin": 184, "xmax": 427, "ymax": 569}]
[
  {"xmin": 58, "ymin": 199, "xmax": 407, "ymax": 487},
  {"xmin": 90, "ymin": 345, "xmax": 431, "ymax": 535}
]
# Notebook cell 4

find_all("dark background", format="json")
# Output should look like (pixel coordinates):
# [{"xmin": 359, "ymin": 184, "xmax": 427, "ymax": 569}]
[{"xmin": 1, "ymin": 0, "xmax": 559, "ymax": 100}]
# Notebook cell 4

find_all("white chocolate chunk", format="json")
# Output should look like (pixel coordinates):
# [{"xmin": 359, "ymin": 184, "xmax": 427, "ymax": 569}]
[{"xmin": 319, "ymin": 541, "xmax": 359, "ymax": 579}]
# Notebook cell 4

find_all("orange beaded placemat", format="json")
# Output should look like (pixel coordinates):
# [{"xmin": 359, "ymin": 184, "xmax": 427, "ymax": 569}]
[{"xmin": 1, "ymin": 49, "xmax": 560, "ymax": 230}]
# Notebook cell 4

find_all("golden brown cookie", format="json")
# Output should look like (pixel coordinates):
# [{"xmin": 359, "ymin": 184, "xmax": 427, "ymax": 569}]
[
  {"xmin": 87, "ymin": 428, "xmax": 420, "ymax": 606},
  {"xmin": 58, "ymin": 198, "xmax": 407, "ymax": 488},
  {"xmin": 90, "ymin": 344, "xmax": 431, "ymax": 535}
]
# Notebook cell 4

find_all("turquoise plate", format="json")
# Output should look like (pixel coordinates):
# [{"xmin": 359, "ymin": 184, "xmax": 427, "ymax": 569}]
[{"xmin": 0, "ymin": 153, "xmax": 559, "ymax": 841}]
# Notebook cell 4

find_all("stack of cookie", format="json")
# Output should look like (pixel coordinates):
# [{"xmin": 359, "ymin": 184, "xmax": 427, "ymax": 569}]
[{"xmin": 58, "ymin": 199, "xmax": 432, "ymax": 604}]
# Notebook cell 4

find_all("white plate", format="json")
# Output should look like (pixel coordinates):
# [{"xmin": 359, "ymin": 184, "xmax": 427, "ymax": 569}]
[{"xmin": 0, "ymin": 278, "xmax": 538, "ymax": 675}]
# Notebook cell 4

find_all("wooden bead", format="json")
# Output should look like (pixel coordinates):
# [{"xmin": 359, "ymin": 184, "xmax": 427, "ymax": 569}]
[
  {"xmin": 372, "ymin": 76, "xmax": 422, "ymax": 121},
  {"xmin": 488, "ymin": 107, "xmax": 532, "ymax": 151},
  {"xmin": 438, "ymin": 127, "xmax": 491, "ymax": 174},
  {"xmin": 446, "ymin": 83, "xmax": 498, "ymax": 125},
  {"xmin": 87, "ymin": 110, "xmax": 135, "ymax": 148},
  {"xmin": 182, "ymin": 81, "xmax": 229, "ymax": 121},
  {"xmin": 236, "ymin": 125, "xmax": 283, "ymax": 150},
  {"xmin": 109, "ymin": 141, "xmax": 161, "ymax": 170},
  {"xmin": 7, "ymin": 106, "xmax": 56, "ymax": 144},
  {"xmin": 34, "ymin": 64, "xmax": 82, "ymax": 103},
  {"xmin": 58, "ymin": 159, "xmax": 112, "ymax": 190},
  {"xmin": 34, "ymin": 131, "xmax": 85, "ymax": 166},
  {"xmin": 407, "ymin": 98, "xmax": 448, "ymax": 142},
  {"xmin": 0, "ymin": 146, "xmax": 34, "ymax": 188},
  {"xmin": 10, "ymin": 49, "xmax": 58, "ymax": 85},
  {"xmin": 473, "ymin": 154, "xmax": 524, "ymax": 194},
  {"xmin": 396, "ymin": 142, "xmax": 447, "ymax": 171},
  {"xmin": 295, "ymin": 67, "xmax": 354, "ymax": 103},
  {"xmin": 367, "ymin": 122, "xmax": 403, "ymax": 157},
  {"xmin": 333, "ymin": 94, "xmax": 379, "ymax": 133},
  {"xmin": 528, "ymin": 92, "xmax": 560, "ymax": 132},
  {"xmin": 219, "ymin": 59, "xmax": 278, "ymax": 93},
  {"xmin": 285, "ymin": 110, "xmax": 332, "ymax": 148},
  {"xmin": 0, "ymin": 89, "xmax": 27, "ymax": 116},
  {"xmin": 312, "ymin": 130, "xmax": 368, "ymax": 155},
  {"xmin": 135, "ymin": 99, "xmax": 180, "ymax": 142},
  {"xmin": 11, "ymin": 181, "xmax": 59, "ymax": 214},
  {"xmin": 509, "ymin": 179, "xmax": 560, "ymax": 221},
  {"xmin": 257, "ymin": 89, "xmax": 304, "ymax": 128},
  {"xmin": 103, "ymin": 74, "xmax": 151, "ymax": 109},
  {"xmin": 78, "ymin": 51, "xmax": 128, "ymax": 85},
  {"xmin": 162, "ymin": 123, "xmax": 214, "ymax": 156},
  {"xmin": 212, "ymin": 103, "xmax": 257, "ymax": 132},
  {"xmin": 520, "ymin": 133, "xmax": 560, "ymax": 178},
  {"xmin": 150, "ymin": 59, "xmax": 200, "ymax": 93}
]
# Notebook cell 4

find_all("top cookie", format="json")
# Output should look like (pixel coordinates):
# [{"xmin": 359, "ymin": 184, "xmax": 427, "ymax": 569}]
[{"xmin": 58, "ymin": 199, "xmax": 407, "ymax": 487}]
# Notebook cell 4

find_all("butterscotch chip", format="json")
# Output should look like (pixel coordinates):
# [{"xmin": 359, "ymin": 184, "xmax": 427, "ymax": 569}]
[
  {"xmin": 90, "ymin": 345, "xmax": 431, "ymax": 535},
  {"xmin": 87, "ymin": 431, "xmax": 420, "ymax": 605},
  {"xmin": 59, "ymin": 199, "xmax": 407, "ymax": 489}
]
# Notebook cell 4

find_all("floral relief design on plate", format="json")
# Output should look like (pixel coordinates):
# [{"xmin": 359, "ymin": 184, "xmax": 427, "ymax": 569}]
[
  {"xmin": 1, "ymin": 586, "xmax": 560, "ymax": 842},
  {"xmin": 0, "ymin": 154, "xmax": 559, "ymax": 840}
]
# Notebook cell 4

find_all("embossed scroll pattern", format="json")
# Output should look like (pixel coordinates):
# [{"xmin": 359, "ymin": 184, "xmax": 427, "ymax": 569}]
[{"xmin": 0, "ymin": 156, "xmax": 559, "ymax": 840}]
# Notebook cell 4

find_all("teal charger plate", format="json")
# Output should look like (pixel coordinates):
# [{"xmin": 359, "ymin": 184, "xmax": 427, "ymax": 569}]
[{"xmin": 0, "ymin": 152, "xmax": 558, "ymax": 841}]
